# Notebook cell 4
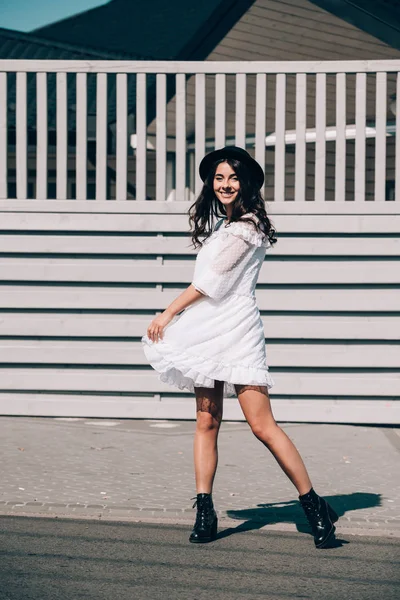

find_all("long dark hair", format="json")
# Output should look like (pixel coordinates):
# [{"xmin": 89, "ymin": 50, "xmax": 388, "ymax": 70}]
[
  {"xmin": 189, "ymin": 158, "xmax": 277, "ymax": 248},
  {"xmin": 188, "ymin": 157, "xmax": 277, "ymax": 249}
]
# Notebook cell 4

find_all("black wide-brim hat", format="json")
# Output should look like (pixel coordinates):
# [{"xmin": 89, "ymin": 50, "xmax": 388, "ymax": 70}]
[{"xmin": 199, "ymin": 145, "xmax": 264, "ymax": 189}]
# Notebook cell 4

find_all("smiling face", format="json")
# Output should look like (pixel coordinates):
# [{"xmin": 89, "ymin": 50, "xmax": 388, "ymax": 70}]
[{"xmin": 213, "ymin": 161, "xmax": 240, "ymax": 209}]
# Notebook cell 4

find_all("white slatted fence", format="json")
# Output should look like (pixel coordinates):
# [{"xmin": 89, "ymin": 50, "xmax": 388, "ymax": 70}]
[
  {"xmin": 0, "ymin": 58, "xmax": 399, "ymax": 421},
  {"xmin": 0, "ymin": 60, "xmax": 399, "ymax": 205}
]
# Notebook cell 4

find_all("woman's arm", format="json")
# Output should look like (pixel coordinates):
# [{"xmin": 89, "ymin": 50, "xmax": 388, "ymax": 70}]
[{"xmin": 146, "ymin": 284, "xmax": 205, "ymax": 343}]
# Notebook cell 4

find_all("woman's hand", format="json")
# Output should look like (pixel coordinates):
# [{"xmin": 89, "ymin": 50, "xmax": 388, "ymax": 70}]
[
  {"xmin": 145, "ymin": 285, "xmax": 201, "ymax": 343},
  {"xmin": 146, "ymin": 310, "xmax": 174, "ymax": 343}
]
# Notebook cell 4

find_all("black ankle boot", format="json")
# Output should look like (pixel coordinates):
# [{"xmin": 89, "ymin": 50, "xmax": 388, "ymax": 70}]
[
  {"xmin": 299, "ymin": 487, "xmax": 339, "ymax": 548},
  {"xmin": 189, "ymin": 493, "xmax": 218, "ymax": 543}
]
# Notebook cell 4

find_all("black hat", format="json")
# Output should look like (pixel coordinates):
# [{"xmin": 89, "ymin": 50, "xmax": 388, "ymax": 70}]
[{"xmin": 199, "ymin": 145, "xmax": 264, "ymax": 189}]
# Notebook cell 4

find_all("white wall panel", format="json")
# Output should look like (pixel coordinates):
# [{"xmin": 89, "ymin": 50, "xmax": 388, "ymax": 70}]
[
  {"xmin": 0, "ymin": 259, "xmax": 398, "ymax": 285},
  {"xmin": 0, "ymin": 286, "xmax": 398, "ymax": 312},
  {"xmin": 0, "ymin": 314, "xmax": 398, "ymax": 340},
  {"xmin": 0, "ymin": 394, "xmax": 398, "ymax": 424},
  {"xmin": 0, "ymin": 340, "xmax": 398, "ymax": 368},
  {"xmin": 0, "ymin": 368, "xmax": 398, "ymax": 397},
  {"xmin": 0, "ymin": 234, "xmax": 399, "ymax": 256},
  {"xmin": 0, "ymin": 210, "xmax": 398, "ymax": 423}
]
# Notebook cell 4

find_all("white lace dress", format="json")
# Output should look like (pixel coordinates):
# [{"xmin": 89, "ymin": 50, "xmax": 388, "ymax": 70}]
[{"xmin": 141, "ymin": 213, "xmax": 275, "ymax": 397}]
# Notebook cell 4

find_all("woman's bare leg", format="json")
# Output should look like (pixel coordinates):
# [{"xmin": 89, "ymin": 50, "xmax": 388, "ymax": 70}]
[
  {"xmin": 193, "ymin": 379, "xmax": 224, "ymax": 494},
  {"xmin": 234, "ymin": 384, "xmax": 312, "ymax": 496}
]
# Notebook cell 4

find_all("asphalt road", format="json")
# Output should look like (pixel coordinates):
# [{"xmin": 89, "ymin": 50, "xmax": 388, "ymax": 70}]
[{"xmin": 1, "ymin": 516, "xmax": 399, "ymax": 600}]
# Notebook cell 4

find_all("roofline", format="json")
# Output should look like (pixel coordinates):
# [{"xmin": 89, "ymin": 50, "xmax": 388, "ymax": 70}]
[
  {"xmin": 176, "ymin": 0, "xmax": 256, "ymax": 60},
  {"xmin": 31, "ymin": 0, "xmax": 256, "ymax": 62},
  {"xmin": 0, "ymin": 26, "xmax": 153, "ymax": 60},
  {"xmin": 309, "ymin": 0, "xmax": 400, "ymax": 51}
]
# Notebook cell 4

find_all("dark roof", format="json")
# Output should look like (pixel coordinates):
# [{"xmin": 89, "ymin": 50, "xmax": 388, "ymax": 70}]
[
  {"xmin": 1, "ymin": 1, "xmax": 255, "ymax": 131},
  {"xmin": 33, "ymin": 0, "xmax": 254, "ymax": 61},
  {"xmin": 309, "ymin": 0, "xmax": 400, "ymax": 52},
  {"xmin": 0, "ymin": 27, "xmax": 148, "ymax": 129},
  {"xmin": 0, "ymin": 26, "xmax": 150, "ymax": 61}
]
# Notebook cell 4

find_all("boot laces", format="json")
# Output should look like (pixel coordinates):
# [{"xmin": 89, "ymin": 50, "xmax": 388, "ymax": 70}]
[
  {"xmin": 191, "ymin": 496, "xmax": 213, "ymax": 526},
  {"xmin": 301, "ymin": 498, "xmax": 326, "ymax": 531},
  {"xmin": 191, "ymin": 496, "xmax": 213, "ymax": 509}
]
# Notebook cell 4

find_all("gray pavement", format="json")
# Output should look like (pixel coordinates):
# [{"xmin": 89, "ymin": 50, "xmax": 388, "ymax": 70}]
[
  {"xmin": 1, "ymin": 518, "xmax": 399, "ymax": 600},
  {"xmin": 1, "ymin": 417, "xmax": 400, "ymax": 538}
]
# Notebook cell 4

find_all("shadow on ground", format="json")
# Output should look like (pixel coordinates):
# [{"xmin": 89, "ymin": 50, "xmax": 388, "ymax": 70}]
[{"xmin": 221, "ymin": 492, "xmax": 381, "ymax": 547}]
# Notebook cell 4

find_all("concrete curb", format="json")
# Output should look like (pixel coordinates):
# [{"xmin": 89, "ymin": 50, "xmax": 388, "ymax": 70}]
[{"xmin": 1, "ymin": 506, "xmax": 400, "ymax": 539}]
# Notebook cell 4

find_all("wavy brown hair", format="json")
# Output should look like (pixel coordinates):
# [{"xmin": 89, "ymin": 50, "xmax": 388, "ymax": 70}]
[{"xmin": 188, "ymin": 157, "xmax": 278, "ymax": 249}]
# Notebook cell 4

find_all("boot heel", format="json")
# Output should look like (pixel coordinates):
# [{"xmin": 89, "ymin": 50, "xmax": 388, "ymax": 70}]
[
  {"xmin": 211, "ymin": 517, "xmax": 218, "ymax": 540},
  {"xmin": 328, "ymin": 504, "xmax": 339, "ymax": 523}
]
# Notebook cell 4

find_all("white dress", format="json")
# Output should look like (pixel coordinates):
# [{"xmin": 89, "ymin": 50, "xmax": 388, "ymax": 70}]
[{"xmin": 141, "ymin": 213, "xmax": 275, "ymax": 397}]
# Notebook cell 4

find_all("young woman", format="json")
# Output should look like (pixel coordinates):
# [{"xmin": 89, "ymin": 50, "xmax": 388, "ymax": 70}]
[{"xmin": 142, "ymin": 146, "xmax": 338, "ymax": 549}]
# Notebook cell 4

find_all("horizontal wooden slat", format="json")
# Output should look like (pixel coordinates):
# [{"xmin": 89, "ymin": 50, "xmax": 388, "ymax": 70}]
[
  {"xmin": 0, "ymin": 287, "xmax": 398, "ymax": 311},
  {"xmin": 0, "ymin": 314, "xmax": 398, "ymax": 340},
  {"xmin": 0, "ymin": 258, "xmax": 400, "ymax": 285},
  {"xmin": 1, "ymin": 201, "xmax": 400, "ymax": 215},
  {"xmin": 1, "ymin": 235, "xmax": 399, "ymax": 256},
  {"xmin": 0, "ymin": 212, "xmax": 399, "ymax": 233},
  {"xmin": 1, "ymin": 59, "xmax": 400, "ymax": 74},
  {"xmin": 0, "ymin": 341, "xmax": 398, "ymax": 368},
  {"xmin": 0, "ymin": 260, "xmax": 398, "ymax": 284},
  {"xmin": 0, "ymin": 201, "xmax": 194, "ymax": 213},
  {"xmin": 0, "ymin": 368, "xmax": 398, "ymax": 396},
  {"xmin": 0, "ymin": 394, "xmax": 398, "ymax": 424}
]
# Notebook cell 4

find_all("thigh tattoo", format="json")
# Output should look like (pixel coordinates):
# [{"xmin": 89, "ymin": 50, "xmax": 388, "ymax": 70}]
[
  {"xmin": 194, "ymin": 381, "xmax": 224, "ymax": 422},
  {"xmin": 195, "ymin": 396, "xmax": 222, "ymax": 422},
  {"xmin": 234, "ymin": 384, "xmax": 269, "ymax": 397}
]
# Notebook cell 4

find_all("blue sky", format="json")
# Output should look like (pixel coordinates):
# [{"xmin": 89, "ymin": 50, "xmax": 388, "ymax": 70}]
[{"xmin": 2, "ymin": 1, "xmax": 107, "ymax": 32}]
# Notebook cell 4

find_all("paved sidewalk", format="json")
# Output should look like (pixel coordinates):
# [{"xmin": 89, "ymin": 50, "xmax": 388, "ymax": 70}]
[{"xmin": 1, "ymin": 417, "xmax": 399, "ymax": 538}]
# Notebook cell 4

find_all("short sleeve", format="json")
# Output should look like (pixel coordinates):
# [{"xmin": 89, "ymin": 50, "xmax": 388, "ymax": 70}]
[
  {"xmin": 192, "ymin": 218, "xmax": 266, "ymax": 301},
  {"xmin": 224, "ymin": 217, "xmax": 270, "ymax": 248}
]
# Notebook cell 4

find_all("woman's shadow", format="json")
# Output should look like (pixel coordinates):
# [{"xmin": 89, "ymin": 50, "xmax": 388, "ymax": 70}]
[{"xmin": 218, "ymin": 492, "xmax": 382, "ymax": 548}]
